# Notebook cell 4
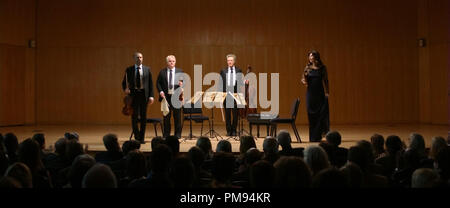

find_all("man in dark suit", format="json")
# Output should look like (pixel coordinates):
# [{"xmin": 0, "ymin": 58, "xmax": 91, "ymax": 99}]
[
  {"xmin": 157, "ymin": 55, "xmax": 184, "ymax": 138},
  {"xmin": 220, "ymin": 54, "xmax": 243, "ymax": 136},
  {"xmin": 122, "ymin": 52, "xmax": 154, "ymax": 143}
]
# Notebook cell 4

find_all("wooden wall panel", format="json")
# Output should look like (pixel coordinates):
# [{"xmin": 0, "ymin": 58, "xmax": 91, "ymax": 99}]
[
  {"xmin": 0, "ymin": 0, "xmax": 36, "ymax": 126},
  {"xmin": 0, "ymin": 45, "xmax": 26, "ymax": 125},
  {"xmin": 427, "ymin": 0, "xmax": 449, "ymax": 125},
  {"xmin": 33, "ymin": 0, "xmax": 443, "ymax": 125},
  {"xmin": 418, "ymin": 0, "xmax": 449, "ymax": 125}
]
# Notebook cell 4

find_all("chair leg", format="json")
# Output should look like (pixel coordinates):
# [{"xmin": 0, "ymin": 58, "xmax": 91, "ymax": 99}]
[
  {"xmin": 266, "ymin": 124, "xmax": 270, "ymax": 137},
  {"xmin": 159, "ymin": 122, "xmax": 163, "ymax": 137},
  {"xmin": 291, "ymin": 122, "xmax": 301, "ymax": 143},
  {"xmin": 249, "ymin": 123, "xmax": 253, "ymax": 136},
  {"xmin": 257, "ymin": 125, "xmax": 260, "ymax": 138},
  {"xmin": 208, "ymin": 119, "xmax": 211, "ymax": 136},
  {"xmin": 271, "ymin": 125, "xmax": 277, "ymax": 137},
  {"xmin": 154, "ymin": 123, "xmax": 158, "ymax": 137},
  {"xmin": 201, "ymin": 121, "xmax": 204, "ymax": 135}
]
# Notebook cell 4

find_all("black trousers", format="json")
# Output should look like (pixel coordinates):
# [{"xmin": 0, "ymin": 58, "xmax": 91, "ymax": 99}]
[
  {"xmin": 224, "ymin": 97, "xmax": 238, "ymax": 135},
  {"xmin": 131, "ymin": 90, "xmax": 148, "ymax": 141},
  {"xmin": 163, "ymin": 94, "xmax": 182, "ymax": 138}
]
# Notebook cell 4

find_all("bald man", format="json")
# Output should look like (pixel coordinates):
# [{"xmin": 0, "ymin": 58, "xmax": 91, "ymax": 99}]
[{"xmin": 122, "ymin": 52, "xmax": 154, "ymax": 143}]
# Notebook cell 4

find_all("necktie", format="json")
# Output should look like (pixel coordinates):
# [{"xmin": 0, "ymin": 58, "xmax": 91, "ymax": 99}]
[
  {"xmin": 169, "ymin": 69, "xmax": 173, "ymax": 90},
  {"xmin": 136, "ymin": 67, "xmax": 141, "ymax": 89},
  {"xmin": 231, "ymin": 67, "xmax": 234, "ymax": 86}
]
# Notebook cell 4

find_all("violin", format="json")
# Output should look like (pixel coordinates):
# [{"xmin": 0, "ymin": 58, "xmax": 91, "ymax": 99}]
[{"xmin": 122, "ymin": 94, "xmax": 133, "ymax": 116}]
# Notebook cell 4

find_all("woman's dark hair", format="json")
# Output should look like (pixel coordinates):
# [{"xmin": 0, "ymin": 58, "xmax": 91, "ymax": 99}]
[
  {"xmin": 370, "ymin": 134, "xmax": 385, "ymax": 156},
  {"xmin": 126, "ymin": 150, "xmax": 147, "ymax": 179},
  {"xmin": 18, "ymin": 138, "xmax": 44, "ymax": 173},
  {"xmin": 239, "ymin": 136, "xmax": 256, "ymax": 155},
  {"xmin": 4, "ymin": 133, "xmax": 19, "ymax": 155},
  {"xmin": 307, "ymin": 50, "xmax": 324, "ymax": 68}
]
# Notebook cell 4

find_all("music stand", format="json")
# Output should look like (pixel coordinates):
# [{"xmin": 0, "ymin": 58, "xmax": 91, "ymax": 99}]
[
  {"xmin": 224, "ymin": 92, "xmax": 246, "ymax": 141},
  {"xmin": 203, "ymin": 92, "xmax": 226, "ymax": 141}
]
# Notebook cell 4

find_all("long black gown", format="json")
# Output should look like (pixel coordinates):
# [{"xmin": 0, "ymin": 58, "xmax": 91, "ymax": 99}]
[{"xmin": 305, "ymin": 66, "xmax": 330, "ymax": 142}]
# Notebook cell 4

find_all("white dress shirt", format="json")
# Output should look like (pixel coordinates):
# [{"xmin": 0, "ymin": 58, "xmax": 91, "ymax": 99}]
[{"xmin": 227, "ymin": 66, "xmax": 236, "ymax": 87}]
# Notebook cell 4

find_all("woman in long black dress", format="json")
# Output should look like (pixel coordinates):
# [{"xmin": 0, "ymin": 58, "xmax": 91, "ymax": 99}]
[{"xmin": 301, "ymin": 50, "xmax": 330, "ymax": 142}]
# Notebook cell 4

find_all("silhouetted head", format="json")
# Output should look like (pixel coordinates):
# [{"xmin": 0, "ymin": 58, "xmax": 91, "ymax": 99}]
[
  {"xmin": 102, "ymin": 134, "xmax": 121, "ymax": 152},
  {"xmin": 32, "ymin": 133, "xmax": 45, "ymax": 150},
  {"xmin": 312, "ymin": 167, "xmax": 349, "ymax": 188},
  {"xmin": 196, "ymin": 136, "xmax": 212, "ymax": 157},
  {"xmin": 82, "ymin": 164, "xmax": 117, "ymax": 188},
  {"xmin": 122, "ymin": 140, "xmax": 141, "ymax": 155},
  {"xmin": 250, "ymin": 160, "xmax": 275, "ymax": 188},
  {"xmin": 277, "ymin": 130, "xmax": 292, "ymax": 150},
  {"xmin": 274, "ymin": 156, "xmax": 312, "ymax": 188},
  {"xmin": 5, "ymin": 162, "xmax": 33, "ymax": 188},
  {"xmin": 325, "ymin": 131, "xmax": 342, "ymax": 147},
  {"xmin": 216, "ymin": 140, "xmax": 232, "ymax": 153},
  {"xmin": 165, "ymin": 136, "xmax": 180, "ymax": 156},
  {"xmin": 68, "ymin": 154, "xmax": 96, "ymax": 188},
  {"xmin": 263, "ymin": 137, "xmax": 279, "ymax": 154},
  {"xmin": 304, "ymin": 145, "xmax": 330, "ymax": 176},
  {"xmin": 239, "ymin": 136, "xmax": 256, "ymax": 155}
]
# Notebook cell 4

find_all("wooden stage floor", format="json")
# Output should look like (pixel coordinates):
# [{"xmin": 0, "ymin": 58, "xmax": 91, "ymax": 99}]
[{"xmin": 0, "ymin": 124, "xmax": 447, "ymax": 152}]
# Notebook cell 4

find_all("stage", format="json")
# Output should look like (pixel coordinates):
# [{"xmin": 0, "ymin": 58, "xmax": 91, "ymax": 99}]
[{"xmin": 0, "ymin": 124, "xmax": 446, "ymax": 153}]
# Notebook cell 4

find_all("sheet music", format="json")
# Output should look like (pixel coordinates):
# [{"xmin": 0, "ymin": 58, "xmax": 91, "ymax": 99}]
[
  {"xmin": 189, "ymin": 91, "xmax": 204, "ymax": 104},
  {"xmin": 214, "ymin": 92, "xmax": 227, "ymax": 105},
  {"xmin": 234, "ymin": 93, "xmax": 246, "ymax": 106}
]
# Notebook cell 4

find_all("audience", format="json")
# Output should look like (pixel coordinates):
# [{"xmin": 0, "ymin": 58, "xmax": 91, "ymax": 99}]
[
  {"xmin": 348, "ymin": 145, "xmax": 388, "ymax": 188},
  {"xmin": 67, "ymin": 154, "xmax": 96, "ymax": 188},
  {"xmin": 232, "ymin": 148, "xmax": 261, "ymax": 187},
  {"xmin": 429, "ymin": 136, "xmax": 447, "ymax": 160},
  {"xmin": 4, "ymin": 133, "xmax": 19, "ymax": 165},
  {"xmin": 312, "ymin": 167, "xmax": 349, "ymax": 188},
  {"xmin": 340, "ymin": 162, "xmax": 363, "ymax": 188},
  {"xmin": 165, "ymin": 136, "xmax": 180, "ymax": 158},
  {"xmin": 274, "ymin": 156, "xmax": 312, "ymax": 188},
  {"xmin": 411, "ymin": 168, "xmax": 439, "ymax": 188},
  {"xmin": 249, "ymin": 160, "xmax": 275, "ymax": 188},
  {"xmin": 276, "ymin": 130, "xmax": 303, "ymax": 158},
  {"xmin": 216, "ymin": 140, "xmax": 232, "ymax": 153},
  {"xmin": 375, "ymin": 135, "xmax": 404, "ymax": 182},
  {"xmin": 32, "ymin": 133, "xmax": 49, "ymax": 160},
  {"xmin": 210, "ymin": 152, "xmax": 236, "ymax": 188},
  {"xmin": 188, "ymin": 146, "xmax": 212, "ymax": 188},
  {"xmin": 95, "ymin": 134, "xmax": 123, "ymax": 164},
  {"xmin": 0, "ymin": 129, "xmax": 447, "ymax": 189},
  {"xmin": 370, "ymin": 133, "xmax": 385, "ymax": 159},
  {"xmin": 119, "ymin": 150, "xmax": 147, "ymax": 188},
  {"xmin": 262, "ymin": 137, "xmax": 280, "ymax": 165},
  {"xmin": 18, "ymin": 138, "xmax": 51, "ymax": 188},
  {"xmin": 196, "ymin": 136, "xmax": 213, "ymax": 160},
  {"xmin": 170, "ymin": 156, "xmax": 195, "ymax": 188},
  {"xmin": 82, "ymin": 163, "xmax": 117, "ymax": 188},
  {"xmin": 4, "ymin": 162, "xmax": 33, "ymax": 188},
  {"xmin": 304, "ymin": 145, "xmax": 330, "ymax": 176},
  {"xmin": 324, "ymin": 130, "xmax": 348, "ymax": 168}
]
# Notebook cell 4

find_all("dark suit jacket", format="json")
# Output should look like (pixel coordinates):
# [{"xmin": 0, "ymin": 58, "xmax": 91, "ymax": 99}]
[
  {"xmin": 219, "ymin": 67, "xmax": 242, "ymax": 93},
  {"xmin": 122, "ymin": 65, "xmax": 154, "ymax": 100},
  {"xmin": 156, "ymin": 67, "xmax": 184, "ymax": 102}
]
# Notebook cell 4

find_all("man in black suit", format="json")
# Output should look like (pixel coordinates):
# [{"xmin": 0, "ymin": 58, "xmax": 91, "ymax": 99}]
[
  {"xmin": 122, "ymin": 52, "xmax": 154, "ymax": 143},
  {"xmin": 157, "ymin": 55, "xmax": 184, "ymax": 138},
  {"xmin": 220, "ymin": 54, "xmax": 243, "ymax": 136}
]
